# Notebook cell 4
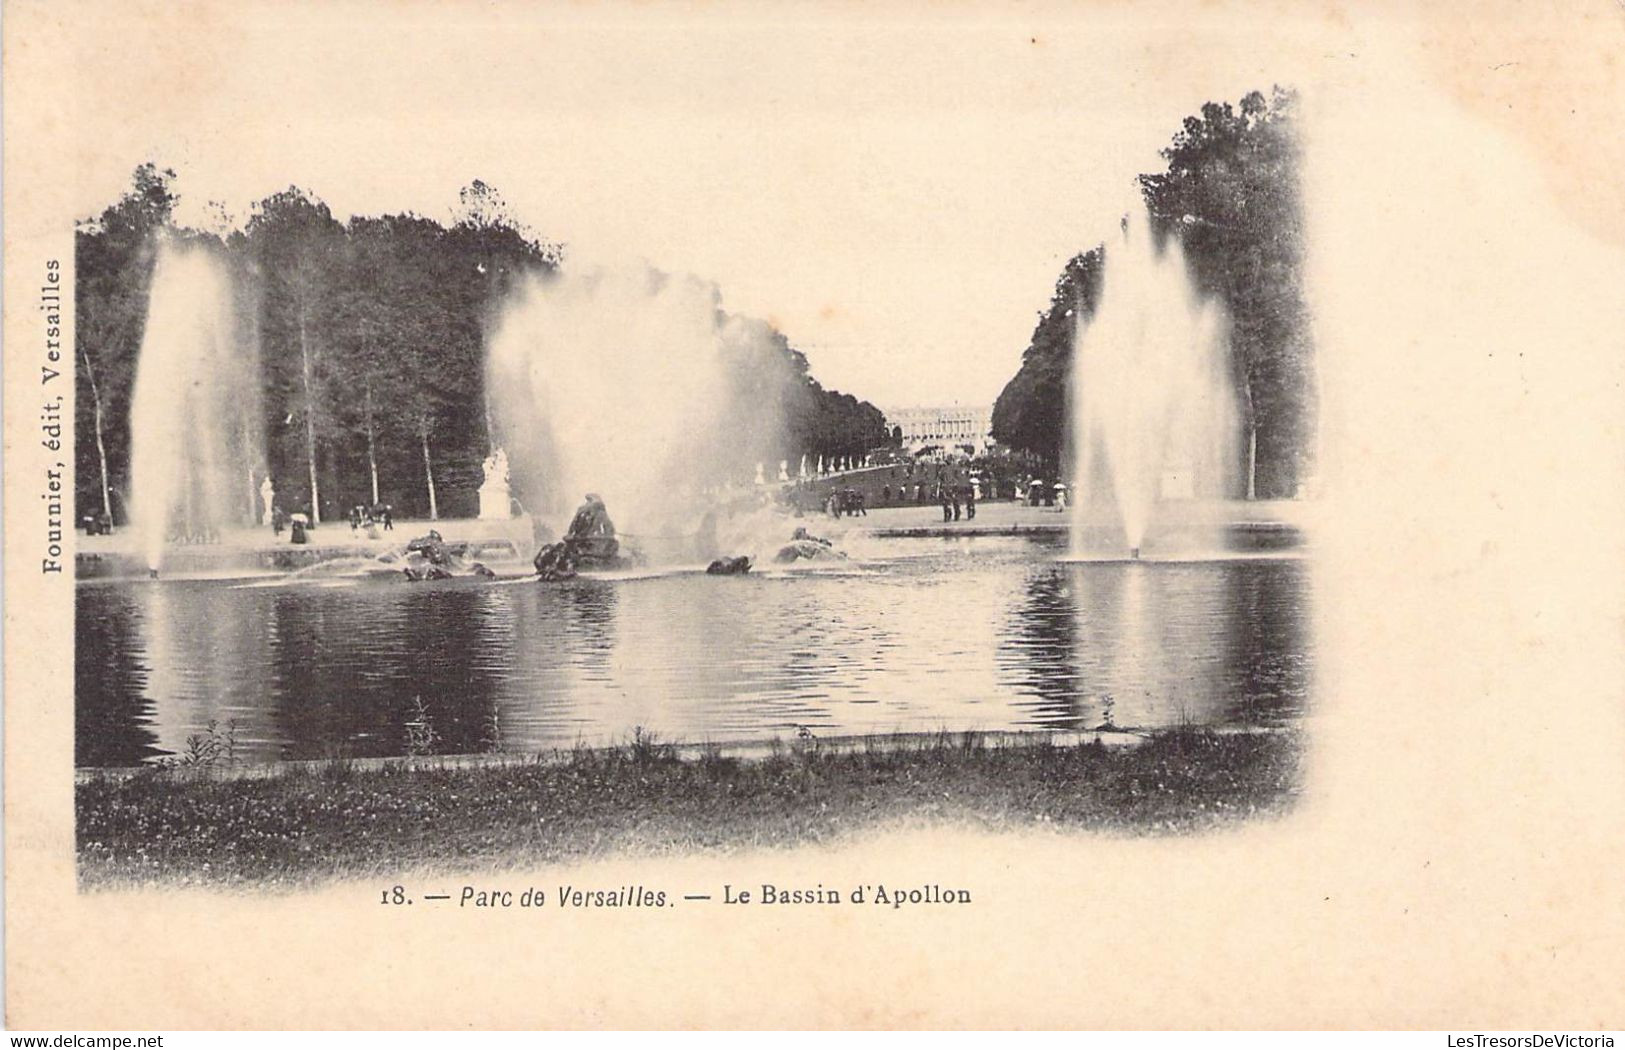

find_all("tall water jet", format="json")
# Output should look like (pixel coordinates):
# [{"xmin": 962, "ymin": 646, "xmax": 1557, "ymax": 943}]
[
  {"xmin": 487, "ymin": 266, "xmax": 777, "ymax": 560},
  {"xmin": 128, "ymin": 238, "xmax": 263, "ymax": 571},
  {"xmin": 1068, "ymin": 206, "xmax": 1239, "ymax": 555}
]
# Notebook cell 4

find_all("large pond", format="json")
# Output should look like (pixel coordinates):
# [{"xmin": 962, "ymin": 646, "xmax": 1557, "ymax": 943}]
[{"xmin": 75, "ymin": 534, "xmax": 1313, "ymax": 768}]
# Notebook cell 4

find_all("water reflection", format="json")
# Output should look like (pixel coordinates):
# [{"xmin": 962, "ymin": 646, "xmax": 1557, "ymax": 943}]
[
  {"xmin": 75, "ymin": 538, "xmax": 1312, "ymax": 767},
  {"xmin": 75, "ymin": 586, "xmax": 161, "ymax": 767},
  {"xmin": 1001, "ymin": 559, "xmax": 1311, "ymax": 729},
  {"xmin": 263, "ymin": 586, "xmax": 510, "ymax": 760},
  {"xmin": 1000, "ymin": 568, "xmax": 1084, "ymax": 726}
]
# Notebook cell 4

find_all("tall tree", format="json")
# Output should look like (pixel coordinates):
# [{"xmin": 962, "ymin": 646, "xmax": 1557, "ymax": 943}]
[
  {"xmin": 74, "ymin": 163, "xmax": 179, "ymax": 522},
  {"xmin": 331, "ymin": 214, "xmax": 437, "ymax": 510},
  {"xmin": 246, "ymin": 188, "xmax": 346, "ymax": 522},
  {"xmin": 75, "ymin": 171, "xmax": 888, "ymax": 526},
  {"xmin": 991, "ymin": 249, "xmax": 1104, "ymax": 467},
  {"xmin": 447, "ymin": 179, "xmax": 563, "ymax": 451},
  {"xmin": 994, "ymin": 87, "xmax": 1314, "ymax": 497},
  {"xmin": 1139, "ymin": 87, "xmax": 1314, "ymax": 497}
]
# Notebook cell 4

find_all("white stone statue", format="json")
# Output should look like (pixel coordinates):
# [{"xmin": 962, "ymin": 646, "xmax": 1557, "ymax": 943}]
[
  {"xmin": 799, "ymin": 454, "xmax": 808, "ymax": 479},
  {"xmin": 259, "ymin": 477, "xmax": 275, "ymax": 526},
  {"xmin": 777, "ymin": 460, "xmax": 789, "ymax": 482},
  {"xmin": 479, "ymin": 446, "xmax": 513, "ymax": 520},
  {"xmin": 754, "ymin": 462, "xmax": 766, "ymax": 486}
]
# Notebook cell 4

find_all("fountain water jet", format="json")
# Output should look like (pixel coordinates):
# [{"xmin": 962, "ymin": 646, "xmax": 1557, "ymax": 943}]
[
  {"xmin": 1067, "ymin": 206, "xmax": 1239, "ymax": 556},
  {"xmin": 487, "ymin": 266, "xmax": 780, "ymax": 563},
  {"xmin": 128, "ymin": 239, "xmax": 263, "ymax": 571}
]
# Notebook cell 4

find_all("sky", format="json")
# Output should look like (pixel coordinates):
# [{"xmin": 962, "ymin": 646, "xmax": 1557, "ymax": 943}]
[{"xmin": 58, "ymin": 3, "xmax": 1341, "ymax": 409}]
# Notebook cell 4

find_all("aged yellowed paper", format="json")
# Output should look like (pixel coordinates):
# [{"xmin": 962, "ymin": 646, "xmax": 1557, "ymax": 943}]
[{"xmin": 5, "ymin": 0, "xmax": 1624, "ymax": 1030}]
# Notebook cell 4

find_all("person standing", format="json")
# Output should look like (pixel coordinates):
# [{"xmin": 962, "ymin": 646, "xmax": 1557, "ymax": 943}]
[{"xmin": 965, "ymin": 482, "xmax": 976, "ymax": 520}]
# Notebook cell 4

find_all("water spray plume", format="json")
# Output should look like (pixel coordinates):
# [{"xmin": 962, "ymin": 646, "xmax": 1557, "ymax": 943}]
[
  {"xmin": 1068, "ymin": 205, "xmax": 1239, "ymax": 556},
  {"xmin": 486, "ymin": 265, "xmax": 787, "ymax": 561},
  {"xmin": 128, "ymin": 238, "xmax": 263, "ymax": 572}
]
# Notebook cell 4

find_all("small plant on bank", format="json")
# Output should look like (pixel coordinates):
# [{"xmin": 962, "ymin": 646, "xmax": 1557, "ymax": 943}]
[
  {"xmin": 628, "ymin": 725, "xmax": 664, "ymax": 764},
  {"xmin": 320, "ymin": 755, "xmax": 359, "ymax": 783},
  {"xmin": 480, "ymin": 710, "xmax": 504, "ymax": 754},
  {"xmin": 1172, "ymin": 698, "xmax": 1198, "ymax": 732},
  {"xmin": 697, "ymin": 742, "xmax": 731, "ymax": 773},
  {"xmin": 1098, "ymin": 695, "xmax": 1118, "ymax": 732},
  {"xmin": 158, "ymin": 718, "xmax": 240, "ymax": 770},
  {"xmin": 791, "ymin": 724, "xmax": 821, "ymax": 759},
  {"xmin": 404, "ymin": 695, "xmax": 438, "ymax": 757}
]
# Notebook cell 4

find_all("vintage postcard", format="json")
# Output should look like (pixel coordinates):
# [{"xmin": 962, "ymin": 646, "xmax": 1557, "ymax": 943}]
[{"xmin": 4, "ymin": 0, "xmax": 1623, "ymax": 1032}]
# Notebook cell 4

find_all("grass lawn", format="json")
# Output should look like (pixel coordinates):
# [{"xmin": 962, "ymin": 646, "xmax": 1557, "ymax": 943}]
[{"xmin": 76, "ymin": 728, "xmax": 1302, "ymax": 889}]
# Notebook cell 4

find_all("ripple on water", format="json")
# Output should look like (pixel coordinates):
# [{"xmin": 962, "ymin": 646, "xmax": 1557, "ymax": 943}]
[{"xmin": 74, "ymin": 536, "xmax": 1313, "ymax": 765}]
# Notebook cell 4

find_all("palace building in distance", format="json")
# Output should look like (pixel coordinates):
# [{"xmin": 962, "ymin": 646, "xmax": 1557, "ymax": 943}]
[{"xmin": 884, "ymin": 404, "xmax": 994, "ymax": 455}]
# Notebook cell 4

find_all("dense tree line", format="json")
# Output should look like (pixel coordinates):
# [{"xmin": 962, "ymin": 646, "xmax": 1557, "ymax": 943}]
[
  {"xmin": 712, "ymin": 313, "xmax": 890, "ymax": 474},
  {"xmin": 988, "ymin": 250, "xmax": 1105, "ymax": 472},
  {"xmin": 75, "ymin": 168, "xmax": 890, "ymax": 525},
  {"xmin": 993, "ymin": 87, "xmax": 1316, "ymax": 498}
]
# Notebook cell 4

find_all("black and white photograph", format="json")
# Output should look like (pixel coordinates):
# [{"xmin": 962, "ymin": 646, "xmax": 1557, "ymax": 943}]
[{"xmin": 6, "ymin": 0, "xmax": 1625, "ymax": 1034}]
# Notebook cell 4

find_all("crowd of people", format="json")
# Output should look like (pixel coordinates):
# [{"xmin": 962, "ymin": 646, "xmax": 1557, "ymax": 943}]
[
  {"xmin": 81, "ymin": 510, "xmax": 115, "ymax": 536},
  {"xmin": 348, "ymin": 503, "xmax": 395, "ymax": 533},
  {"xmin": 938, "ymin": 482, "xmax": 977, "ymax": 522},
  {"xmin": 791, "ymin": 469, "xmax": 1080, "ymax": 523},
  {"xmin": 263, "ymin": 501, "xmax": 395, "ymax": 543},
  {"xmin": 826, "ymin": 489, "xmax": 867, "ymax": 517}
]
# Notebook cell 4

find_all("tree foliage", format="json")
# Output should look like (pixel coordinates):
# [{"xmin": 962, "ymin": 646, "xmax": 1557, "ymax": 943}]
[
  {"xmin": 716, "ymin": 314, "xmax": 890, "ymax": 472},
  {"xmin": 993, "ymin": 87, "xmax": 1316, "ymax": 496},
  {"xmin": 1140, "ymin": 86, "xmax": 1315, "ymax": 496},
  {"xmin": 74, "ymin": 171, "xmax": 890, "ymax": 522},
  {"xmin": 74, "ymin": 163, "xmax": 179, "ymax": 521},
  {"xmin": 990, "ymin": 250, "xmax": 1103, "ymax": 470}
]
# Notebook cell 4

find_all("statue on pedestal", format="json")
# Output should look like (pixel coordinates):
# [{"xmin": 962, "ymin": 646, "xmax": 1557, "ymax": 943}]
[
  {"xmin": 777, "ymin": 460, "xmax": 789, "ymax": 482},
  {"xmin": 259, "ymin": 477, "xmax": 275, "ymax": 526},
  {"xmin": 479, "ymin": 447, "xmax": 513, "ymax": 520},
  {"xmin": 754, "ymin": 462, "xmax": 766, "ymax": 486}
]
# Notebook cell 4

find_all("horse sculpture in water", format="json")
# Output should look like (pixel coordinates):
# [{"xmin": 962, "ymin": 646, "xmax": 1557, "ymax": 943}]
[
  {"xmin": 401, "ymin": 530, "xmax": 498, "ymax": 581},
  {"xmin": 533, "ymin": 494, "xmax": 642, "ymax": 580}
]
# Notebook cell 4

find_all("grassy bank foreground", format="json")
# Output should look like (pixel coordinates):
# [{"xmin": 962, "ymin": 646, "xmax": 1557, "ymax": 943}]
[{"xmin": 77, "ymin": 729, "xmax": 1303, "ymax": 889}]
